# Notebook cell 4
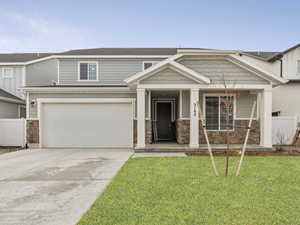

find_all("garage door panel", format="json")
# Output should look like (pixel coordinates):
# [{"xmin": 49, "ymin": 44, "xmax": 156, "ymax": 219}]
[{"xmin": 41, "ymin": 103, "xmax": 133, "ymax": 148}]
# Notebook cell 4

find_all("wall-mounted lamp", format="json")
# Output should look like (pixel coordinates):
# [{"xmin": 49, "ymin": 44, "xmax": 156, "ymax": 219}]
[{"xmin": 30, "ymin": 100, "xmax": 36, "ymax": 107}]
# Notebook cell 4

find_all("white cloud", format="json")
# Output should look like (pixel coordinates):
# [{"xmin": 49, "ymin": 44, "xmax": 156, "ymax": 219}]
[{"xmin": 0, "ymin": 12, "xmax": 95, "ymax": 53}]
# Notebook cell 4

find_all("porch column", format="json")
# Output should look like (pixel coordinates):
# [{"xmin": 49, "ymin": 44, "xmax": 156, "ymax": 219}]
[
  {"xmin": 137, "ymin": 88, "xmax": 146, "ymax": 148},
  {"xmin": 260, "ymin": 87, "xmax": 272, "ymax": 147},
  {"xmin": 190, "ymin": 88, "xmax": 199, "ymax": 148}
]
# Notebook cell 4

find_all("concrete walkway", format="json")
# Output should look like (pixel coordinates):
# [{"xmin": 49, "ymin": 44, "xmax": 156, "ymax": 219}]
[
  {"xmin": 0, "ymin": 148, "xmax": 133, "ymax": 225},
  {"xmin": 132, "ymin": 152, "xmax": 187, "ymax": 158}
]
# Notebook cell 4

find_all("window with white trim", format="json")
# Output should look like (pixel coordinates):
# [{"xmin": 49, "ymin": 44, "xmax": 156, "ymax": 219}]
[
  {"xmin": 297, "ymin": 60, "xmax": 300, "ymax": 74},
  {"xmin": 143, "ymin": 62, "xmax": 154, "ymax": 70},
  {"xmin": 205, "ymin": 95, "xmax": 234, "ymax": 131},
  {"xmin": 79, "ymin": 62, "xmax": 97, "ymax": 80},
  {"xmin": 2, "ymin": 68, "xmax": 13, "ymax": 78}
]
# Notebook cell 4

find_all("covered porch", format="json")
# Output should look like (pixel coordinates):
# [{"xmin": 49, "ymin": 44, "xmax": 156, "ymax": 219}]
[{"xmin": 135, "ymin": 84, "xmax": 273, "ymax": 150}]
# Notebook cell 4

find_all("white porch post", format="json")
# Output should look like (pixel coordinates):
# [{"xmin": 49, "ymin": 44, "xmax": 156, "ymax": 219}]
[
  {"xmin": 260, "ymin": 87, "xmax": 272, "ymax": 147},
  {"xmin": 190, "ymin": 88, "xmax": 199, "ymax": 148},
  {"xmin": 137, "ymin": 88, "xmax": 146, "ymax": 148}
]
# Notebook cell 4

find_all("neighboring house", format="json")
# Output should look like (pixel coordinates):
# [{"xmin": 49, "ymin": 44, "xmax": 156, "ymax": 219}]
[
  {"xmin": 237, "ymin": 43, "xmax": 300, "ymax": 122},
  {"xmin": 0, "ymin": 53, "xmax": 52, "ymax": 118},
  {"xmin": 11, "ymin": 48, "xmax": 285, "ymax": 149},
  {"xmin": 0, "ymin": 88, "xmax": 25, "ymax": 118}
]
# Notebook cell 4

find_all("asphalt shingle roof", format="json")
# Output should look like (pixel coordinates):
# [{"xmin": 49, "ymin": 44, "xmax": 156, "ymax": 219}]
[
  {"xmin": 59, "ymin": 48, "xmax": 178, "ymax": 56},
  {"xmin": 243, "ymin": 51, "xmax": 279, "ymax": 61},
  {"xmin": 0, "ymin": 53, "xmax": 53, "ymax": 63},
  {"xmin": 0, "ymin": 44, "xmax": 298, "ymax": 63}
]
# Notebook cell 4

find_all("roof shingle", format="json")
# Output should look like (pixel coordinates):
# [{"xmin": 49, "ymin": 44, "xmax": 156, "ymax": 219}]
[{"xmin": 0, "ymin": 53, "xmax": 53, "ymax": 63}]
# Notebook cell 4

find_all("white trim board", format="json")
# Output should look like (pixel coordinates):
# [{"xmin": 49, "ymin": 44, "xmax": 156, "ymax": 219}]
[
  {"xmin": 138, "ymin": 84, "xmax": 272, "ymax": 90},
  {"xmin": 36, "ymin": 98, "xmax": 135, "ymax": 105},
  {"xmin": 22, "ymin": 87, "xmax": 135, "ymax": 93}
]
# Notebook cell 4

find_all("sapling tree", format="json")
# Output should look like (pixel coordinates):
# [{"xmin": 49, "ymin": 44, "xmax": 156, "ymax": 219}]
[{"xmin": 221, "ymin": 75, "xmax": 237, "ymax": 176}]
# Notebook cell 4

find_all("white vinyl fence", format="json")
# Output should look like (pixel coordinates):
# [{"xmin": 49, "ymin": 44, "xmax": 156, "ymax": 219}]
[
  {"xmin": 0, "ymin": 119, "xmax": 26, "ymax": 147},
  {"xmin": 272, "ymin": 116, "xmax": 298, "ymax": 145}
]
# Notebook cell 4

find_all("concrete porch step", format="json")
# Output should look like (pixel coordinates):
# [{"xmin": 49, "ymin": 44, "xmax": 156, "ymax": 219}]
[{"xmin": 134, "ymin": 144, "xmax": 274, "ymax": 153}]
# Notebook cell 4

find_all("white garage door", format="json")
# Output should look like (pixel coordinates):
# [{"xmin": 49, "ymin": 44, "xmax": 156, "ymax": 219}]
[{"xmin": 40, "ymin": 101, "xmax": 133, "ymax": 148}]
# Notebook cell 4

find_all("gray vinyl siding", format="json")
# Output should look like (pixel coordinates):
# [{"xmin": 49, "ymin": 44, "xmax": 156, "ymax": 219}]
[
  {"xmin": 29, "ymin": 92, "xmax": 136, "ymax": 118},
  {"xmin": 59, "ymin": 58, "xmax": 163, "ymax": 85},
  {"xmin": 236, "ymin": 91, "xmax": 257, "ymax": 118},
  {"xmin": 0, "ymin": 66, "xmax": 24, "ymax": 99},
  {"xmin": 140, "ymin": 68, "xmax": 199, "ymax": 84},
  {"xmin": 26, "ymin": 59, "xmax": 58, "ymax": 86},
  {"xmin": 182, "ymin": 90, "xmax": 190, "ymax": 117},
  {"xmin": 179, "ymin": 59, "xmax": 270, "ymax": 84},
  {"xmin": 0, "ymin": 100, "xmax": 19, "ymax": 118},
  {"xmin": 197, "ymin": 91, "xmax": 257, "ymax": 120}
]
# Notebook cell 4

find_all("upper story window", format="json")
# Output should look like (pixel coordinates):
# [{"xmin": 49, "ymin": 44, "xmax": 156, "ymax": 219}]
[
  {"xmin": 143, "ymin": 61, "xmax": 157, "ymax": 70},
  {"xmin": 78, "ymin": 62, "xmax": 98, "ymax": 81},
  {"xmin": 297, "ymin": 60, "xmax": 300, "ymax": 74},
  {"xmin": 2, "ymin": 68, "xmax": 13, "ymax": 78},
  {"xmin": 204, "ymin": 95, "xmax": 235, "ymax": 131}
]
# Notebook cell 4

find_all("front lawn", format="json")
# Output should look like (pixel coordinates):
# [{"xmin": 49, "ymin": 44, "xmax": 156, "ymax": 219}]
[{"xmin": 78, "ymin": 157, "xmax": 300, "ymax": 225}]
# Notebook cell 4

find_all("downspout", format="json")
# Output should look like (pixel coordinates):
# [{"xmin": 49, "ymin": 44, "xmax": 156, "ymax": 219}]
[{"xmin": 280, "ymin": 59, "xmax": 283, "ymax": 78}]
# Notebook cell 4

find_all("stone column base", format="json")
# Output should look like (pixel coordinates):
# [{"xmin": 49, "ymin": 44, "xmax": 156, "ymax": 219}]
[
  {"xmin": 26, "ymin": 120, "xmax": 39, "ymax": 145},
  {"xmin": 176, "ymin": 119, "xmax": 190, "ymax": 144}
]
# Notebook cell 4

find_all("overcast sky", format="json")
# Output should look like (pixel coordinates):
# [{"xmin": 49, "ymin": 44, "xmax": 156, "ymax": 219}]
[{"xmin": 0, "ymin": 0, "xmax": 299, "ymax": 53}]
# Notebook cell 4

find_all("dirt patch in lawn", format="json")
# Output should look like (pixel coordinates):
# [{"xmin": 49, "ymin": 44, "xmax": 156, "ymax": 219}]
[{"xmin": 0, "ymin": 146, "xmax": 25, "ymax": 154}]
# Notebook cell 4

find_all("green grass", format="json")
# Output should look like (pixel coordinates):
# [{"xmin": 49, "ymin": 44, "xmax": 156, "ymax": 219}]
[{"xmin": 78, "ymin": 157, "xmax": 300, "ymax": 225}]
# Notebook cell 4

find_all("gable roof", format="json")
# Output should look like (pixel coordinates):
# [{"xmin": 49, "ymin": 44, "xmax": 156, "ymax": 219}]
[
  {"xmin": 0, "ymin": 88, "xmax": 25, "ymax": 104},
  {"xmin": 124, "ymin": 54, "xmax": 211, "ymax": 84}
]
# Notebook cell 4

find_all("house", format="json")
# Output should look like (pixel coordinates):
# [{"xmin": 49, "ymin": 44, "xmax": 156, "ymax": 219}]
[
  {"xmin": 9, "ymin": 48, "xmax": 284, "ymax": 150},
  {"xmin": 237, "ymin": 43, "xmax": 300, "ymax": 123},
  {"xmin": 0, "ymin": 53, "xmax": 52, "ymax": 118},
  {"xmin": 0, "ymin": 88, "xmax": 25, "ymax": 118}
]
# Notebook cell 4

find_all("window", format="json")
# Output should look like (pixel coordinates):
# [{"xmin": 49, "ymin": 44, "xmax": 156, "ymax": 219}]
[
  {"xmin": 79, "ymin": 62, "xmax": 98, "ymax": 81},
  {"xmin": 205, "ymin": 95, "xmax": 234, "ymax": 131},
  {"xmin": 2, "ymin": 68, "xmax": 13, "ymax": 78},
  {"xmin": 143, "ymin": 61, "xmax": 155, "ymax": 70},
  {"xmin": 297, "ymin": 60, "xmax": 300, "ymax": 74}
]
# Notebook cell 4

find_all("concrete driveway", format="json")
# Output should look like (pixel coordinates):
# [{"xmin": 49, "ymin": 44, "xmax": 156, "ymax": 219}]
[{"xmin": 0, "ymin": 148, "xmax": 133, "ymax": 225}]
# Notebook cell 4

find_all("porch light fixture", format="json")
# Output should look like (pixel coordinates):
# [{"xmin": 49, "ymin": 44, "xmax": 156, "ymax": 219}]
[{"xmin": 30, "ymin": 100, "xmax": 36, "ymax": 107}]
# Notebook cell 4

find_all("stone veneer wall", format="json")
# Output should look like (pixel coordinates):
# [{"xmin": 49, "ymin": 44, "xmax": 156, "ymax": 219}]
[
  {"xmin": 26, "ymin": 120, "xmax": 39, "ymax": 144},
  {"xmin": 176, "ymin": 119, "xmax": 260, "ymax": 145},
  {"xmin": 176, "ymin": 120, "xmax": 190, "ymax": 144},
  {"xmin": 133, "ymin": 120, "xmax": 152, "ymax": 144}
]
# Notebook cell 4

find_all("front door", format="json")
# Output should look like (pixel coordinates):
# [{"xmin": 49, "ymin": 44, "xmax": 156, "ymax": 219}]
[{"xmin": 156, "ymin": 102, "xmax": 174, "ymax": 141}]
